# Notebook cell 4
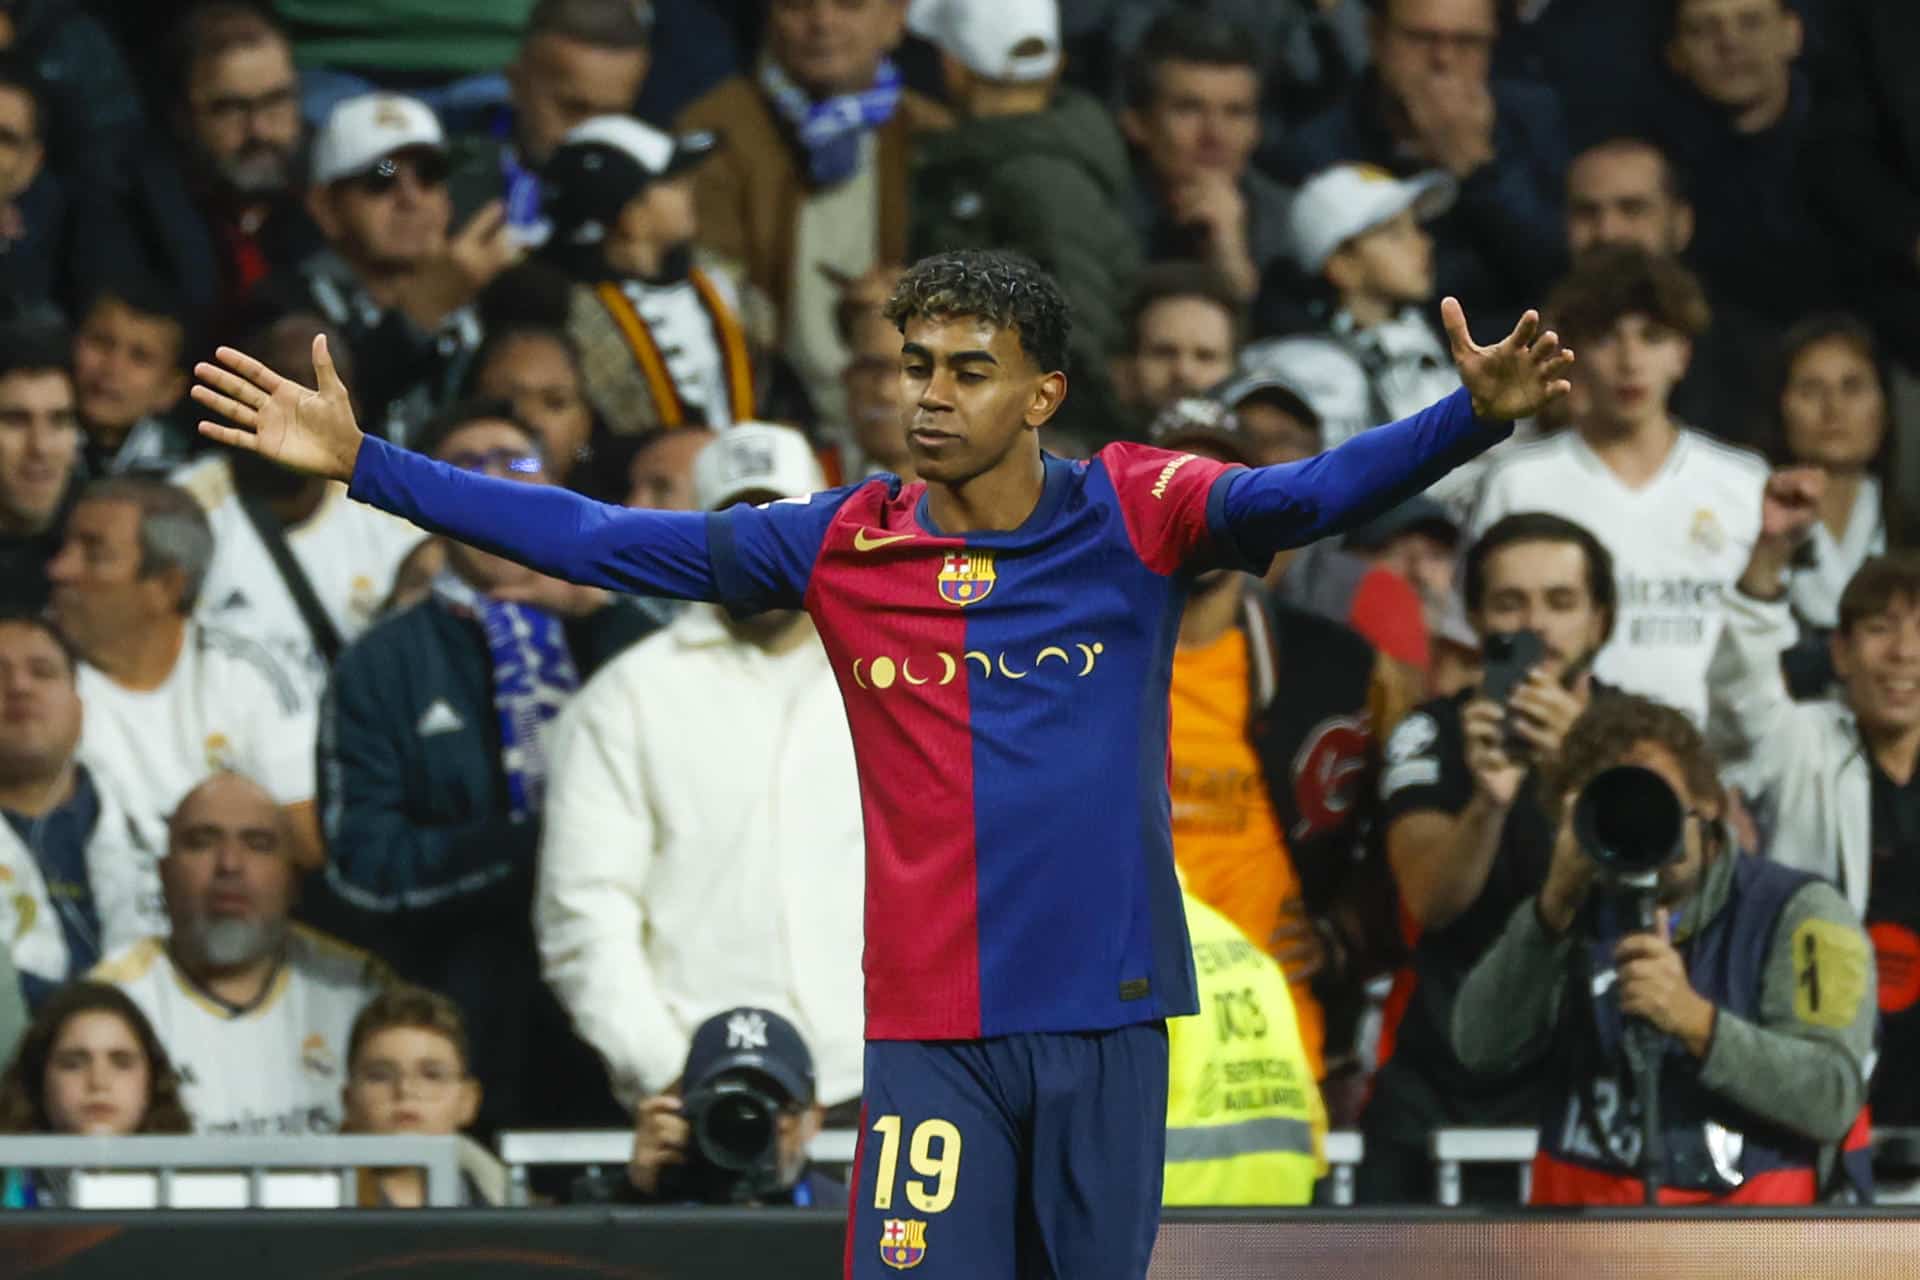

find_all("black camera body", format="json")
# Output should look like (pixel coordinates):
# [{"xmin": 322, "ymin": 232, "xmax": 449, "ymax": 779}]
[{"xmin": 672, "ymin": 1068, "xmax": 792, "ymax": 1204}]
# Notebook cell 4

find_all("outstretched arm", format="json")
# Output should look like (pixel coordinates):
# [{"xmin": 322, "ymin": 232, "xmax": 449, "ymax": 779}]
[
  {"xmin": 1214, "ymin": 300, "xmax": 1572, "ymax": 559},
  {"xmin": 192, "ymin": 339, "xmax": 720, "ymax": 600}
]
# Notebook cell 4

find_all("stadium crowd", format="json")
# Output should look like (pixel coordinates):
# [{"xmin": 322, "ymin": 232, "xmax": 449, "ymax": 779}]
[{"xmin": 0, "ymin": 0, "xmax": 1916, "ymax": 1214}]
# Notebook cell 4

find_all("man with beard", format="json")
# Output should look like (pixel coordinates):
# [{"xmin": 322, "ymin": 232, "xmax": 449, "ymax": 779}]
[
  {"xmin": 283, "ymin": 93, "xmax": 519, "ymax": 443},
  {"xmin": 128, "ymin": 4, "xmax": 318, "ymax": 344},
  {"xmin": 91, "ymin": 772, "xmax": 388, "ymax": 1136},
  {"xmin": 177, "ymin": 315, "xmax": 425, "ymax": 695},
  {"xmin": 538, "ymin": 115, "xmax": 762, "ymax": 436}
]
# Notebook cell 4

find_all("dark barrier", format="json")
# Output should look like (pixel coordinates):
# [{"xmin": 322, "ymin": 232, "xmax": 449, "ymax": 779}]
[{"xmin": 2, "ymin": 1208, "xmax": 1918, "ymax": 1279}]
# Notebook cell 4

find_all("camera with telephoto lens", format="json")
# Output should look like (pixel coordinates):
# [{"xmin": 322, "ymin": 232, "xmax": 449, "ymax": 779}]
[
  {"xmin": 1573, "ymin": 764, "xmax": 1686, "ymax": 933},
  {"xmin": 675, "ymin": 1067, "xmax": 790, "ymax": 1203}
]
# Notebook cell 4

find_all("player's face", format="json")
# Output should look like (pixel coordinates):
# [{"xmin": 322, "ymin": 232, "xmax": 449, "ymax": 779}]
[
  {"xmin": 0, "ymin": 621, "xmax": 80, "ymax": 785},
  {"xmin": 841, "ymin": 307, "xmax": 908, "ymax": 472},
  {"xmin": 1472, "ymin": 539, "xmax": 1607, "ymax": 679},
  {"xmin": 1667, "ymin": 0, "xmax": 1800, "ymax": 116},
  {"xmin": 47, "ymin": 499, "xmax": 181, "ymax": 663},
  {"xmin": 626, "ymin": 426, "xmax": 715, "ymax": 510},
  {"xmin": 1566, "ymin": 146, "xmax": 1691, "ymax": 257},
  {"xmin": 43, "ymin": 1010, "xmax": 152, "ymax": 1136},
  {"xmin": 474, "ymin": 333, "xmax": 593, "ymax": 485},
  {"xmin": 185, "ymin": 39, "xmax": 302, "ymax": 197},
  {"xmin": 1781, "ymin": 336, "xmax": 1885, "ymax": 473},
  {"xmin": 0, "ymin": 369, "xmax": 78, "ymax": 532},
  {"xmin": 766, "ymin": 0, "xmax": 906, "ymax": 98},
  {"xmin": 1575, "ymin": 313, "xmax": 1690, "ymax": 432},
  {"xmin": 509, "ymin": 33, "xmax": 650, "ymax": 167},
  {"xmin": 315, "ymin": 148, "xmax": 452, "ymax": 273},
  {"xmin": 344, "ymin": 1026, "xmax": 479, "ymax": 1137},
  {"xmin": 1333, "ymin": 208, "xmax": 1434, "ymax": 308},
  {"xmin": 73, "ymin": 300, "xmax": 187, "ymax": 436},
  {"xmin": 899, "ymin": 315, "xmax": 1060, "ymax": 487},
  {"xmin": 163, "ymin": 776, "xmax": 295, "ymax": 964},
  {"xmin": 1834, "ymin": 596, "xmax": 1920, "ymax": 738},
  {"xmin": 1126, "ymin": 60, "xmax": 1260, "ymax": 184},
  {"xmin": 1125, "ymin": 298, "xmax": 1235, "ymax": 415},
  {"xmin": 433, "ymin": 420, "xmax": 551, "ymax": 587}
]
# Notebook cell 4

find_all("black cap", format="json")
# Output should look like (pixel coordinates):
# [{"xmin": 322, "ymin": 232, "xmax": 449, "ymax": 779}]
[
  {"xmin": 541, "ymin": 115, "xmax": 717, "ymax": 231},
  {"xmin": 1343, "ymin": 495, "xmax": 1460, "ymax": 551},
  {"xmin": 1212, "ymin": 371, "xmax": 1322, "ymax": 434},
  {"xmin": 683, "ymin": 1008, "xmax": 815, "ymax": 1105},
  {"xmin": 1147, "ymin": 395, "xmax": 1256, "ymax": 466}
]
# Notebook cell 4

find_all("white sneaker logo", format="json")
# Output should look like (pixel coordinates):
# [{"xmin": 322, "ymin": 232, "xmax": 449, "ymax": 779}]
[{"xmin": 416, "ymin": 700, "xmax": 466, "ymax": 736}]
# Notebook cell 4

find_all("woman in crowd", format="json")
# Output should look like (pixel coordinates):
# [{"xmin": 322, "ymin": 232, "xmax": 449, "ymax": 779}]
[
  {"xmin": 0, "ymin": 983, "xmax": 191, "ymax": 1208},
  {"xmin": 1770, "ymin": 314, "xmax": 1897, "ymax": 697}
]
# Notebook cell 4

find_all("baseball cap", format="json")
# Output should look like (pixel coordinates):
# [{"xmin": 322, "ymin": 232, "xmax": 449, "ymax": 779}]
[
  {"xmin": 692, "ymin": 422, "xmax": 828, "ymax": 511},
  {"xmin": 542, "ymin": 115, "xmax": 718, "ymax": 230},
  {"xmin": 1148, "ymin": 396, "xmax": 1255, "ymax": 467},
  {"xmin": 1212, "ymin": 371, "xmax": 1322, "ymax": 435},
  {"xmin": 310, "ymin": 93, "xmax": 446, "ymax": 187},
  {"xmin": 915, "ymin": 0, "xmax": 1061, "ymax": 84},
  {"xmin": 682, "ymin": 1007, "xmax": 815, "ymax": 1105},
  {"xmin": 1343, "ymin": 495, "xmax": 1460, "ymax": 552},
  {"xmin": 1289, "ymin": 163, "xmax": 1457, "ymax": 275}
]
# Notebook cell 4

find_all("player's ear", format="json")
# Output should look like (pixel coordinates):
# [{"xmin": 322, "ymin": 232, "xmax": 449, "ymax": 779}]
[{"xmin": 1025, "ymin": 371, "xmax": 1068, "ymax": 429}]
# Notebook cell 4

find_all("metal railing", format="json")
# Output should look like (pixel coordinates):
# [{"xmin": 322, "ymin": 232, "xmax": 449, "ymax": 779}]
[
  {"xmin": 1430, "ymin": 1127, "xmax": 1537, "ymax": 1206},
  {"xmin": 0, "ymin": 1135, "xmax": 465, "ymax": 1208}
]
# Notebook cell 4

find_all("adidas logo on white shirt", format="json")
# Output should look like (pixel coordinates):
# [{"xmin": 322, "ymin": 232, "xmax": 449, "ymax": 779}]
[{"xmin": 416, "ymin": 700, "xmax": 466, "ymax": 736}]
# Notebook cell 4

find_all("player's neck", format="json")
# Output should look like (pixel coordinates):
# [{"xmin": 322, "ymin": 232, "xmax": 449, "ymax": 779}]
[
  {"xmin": 925, "ymin": 450, "xmax": 1047, "ymax": 534},
  {"xmin": 1178, "ymin": 575, "xmax": 1243, "ymax": 649},
  {"xmin": 1577, "ymin": 412, "xmax": 1678, "ymax": 489},
  {"xmin": 91, "ymin": 614, "xmax": 186, "ymax": 692}
]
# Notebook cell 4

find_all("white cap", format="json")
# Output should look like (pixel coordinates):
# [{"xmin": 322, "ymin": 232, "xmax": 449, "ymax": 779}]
[
  {"xmin": 559, "ymin": 114, "xmax": 716, "ymax": 179},
  {"xmin": 1289, "ymin": 163, "xmax": 1457, "ymax": 274},
  {"xmin": 916, "ymin": 0, "xmax": 1061, "ymax": 84},
  {"xmin": 693, "ymin": 423, "xmax": 828, "ymax": 511},
  {"xmin": 310, "ymin": 93, "xmax": 445, "ymax": 187}
]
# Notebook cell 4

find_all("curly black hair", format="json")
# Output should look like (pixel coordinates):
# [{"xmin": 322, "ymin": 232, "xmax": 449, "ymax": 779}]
[
  {"xmin": 1537, "ymin": 694, "xmax": 1723, "ymax": 821},
  {"xmin": 883, "ymin": 250, "xmax": 1073, "ymax": 375}
]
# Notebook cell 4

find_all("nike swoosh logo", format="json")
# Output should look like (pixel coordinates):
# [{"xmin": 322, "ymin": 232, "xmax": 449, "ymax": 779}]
[{"xmin": 853, "ymin": 529, "xmax": 915, "ymax": 551}]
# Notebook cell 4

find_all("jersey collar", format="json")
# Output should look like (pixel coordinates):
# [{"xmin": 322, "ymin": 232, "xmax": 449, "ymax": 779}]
[{"xmin": 913, "ymin": 453, "xmax": 1075, "ymax": 544}]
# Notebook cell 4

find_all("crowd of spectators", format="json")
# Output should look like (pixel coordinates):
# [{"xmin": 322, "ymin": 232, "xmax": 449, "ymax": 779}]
[{"xmin": 0, "ymin": 0, "xmax": 1917, "ymax": 1215}]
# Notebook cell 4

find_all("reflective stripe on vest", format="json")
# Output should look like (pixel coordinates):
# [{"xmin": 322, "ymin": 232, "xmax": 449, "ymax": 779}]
[{"xmin": 1167, "ymin": 1116, "xmax": 1316, "ymax": 1163}]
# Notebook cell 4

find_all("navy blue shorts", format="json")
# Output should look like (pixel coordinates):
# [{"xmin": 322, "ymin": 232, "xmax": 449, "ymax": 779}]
[{"xmin": 844, "ymin": 1024, "xmax": 1169, "ymax": 1280}]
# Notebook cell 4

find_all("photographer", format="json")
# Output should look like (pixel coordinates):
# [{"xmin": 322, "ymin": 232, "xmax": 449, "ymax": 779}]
[
  {"xmin": 1452, "ymin": 695, "xmax": 1876, "ymax": 1205},
  {"xmin": 627, "ymin": 1006, "xmax": 845, "ymax": 1208},
  {"xmin": 1361, "ymin": 512, "xmax": 1616, "ymax": 1203}
]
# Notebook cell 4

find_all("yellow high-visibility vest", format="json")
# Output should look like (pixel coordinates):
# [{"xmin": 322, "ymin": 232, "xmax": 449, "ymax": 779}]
[{"xmin": 1164, "ymin": 893, "xmax": 1327, "ymax": 1206}]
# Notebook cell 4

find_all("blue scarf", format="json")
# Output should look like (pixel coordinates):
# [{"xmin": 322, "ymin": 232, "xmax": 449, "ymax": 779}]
[
  {"xmin": 432, "ymin": 574, "xmax": 580, "ymax": 823},
  {"xmin": 758, "ymin": 56, "xmax": 902, "ymax": 188}
]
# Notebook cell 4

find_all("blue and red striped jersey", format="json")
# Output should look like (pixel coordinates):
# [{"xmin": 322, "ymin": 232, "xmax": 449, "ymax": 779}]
[{"xmin": 348, "ymin": 387, "xmax": 1504, "ymax": 1041}]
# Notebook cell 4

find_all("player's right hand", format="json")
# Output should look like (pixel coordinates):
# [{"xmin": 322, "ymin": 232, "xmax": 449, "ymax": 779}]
[
  {"xmin": 628, "ymin": 1094, "xmax": 690, "ymax": 1195},
  {"xmin": 192, "ymin": 336, "xmax": 364, "ymax": 483}
]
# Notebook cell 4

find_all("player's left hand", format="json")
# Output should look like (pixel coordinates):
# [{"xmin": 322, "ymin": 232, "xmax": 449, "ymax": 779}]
[{"xmin": 1444, "ymin": 298, "xmax": 1575, "ymax": 422}]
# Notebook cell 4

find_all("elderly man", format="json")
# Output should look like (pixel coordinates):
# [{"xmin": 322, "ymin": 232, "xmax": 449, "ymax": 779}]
[
  {"xmin": 538, "ymin": 423, "xmax": 864, "ymax": 1117},
  {"xmin": 45, "ymin": 476, "xmax": 322, "ymax": 869},
  {"xmin": 0, "ymin": 612, "xmax": 164, "ymax": 1007},
  {"xmin": 281, "ymin": 92, "xmax": 518, "ymax": 440},
  {"xmin": 91, "ymin": 772, "xmax": 387, "ymax": 1135}
]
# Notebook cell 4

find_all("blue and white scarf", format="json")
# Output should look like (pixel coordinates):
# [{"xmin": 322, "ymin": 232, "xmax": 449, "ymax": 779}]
[
  {"xmin": 759, "ymin": 56, "xmax": 903, "ymax": 188},
  {"xmin": 432, "ymin": 574, "xmax": 580, "ymax": 822}
]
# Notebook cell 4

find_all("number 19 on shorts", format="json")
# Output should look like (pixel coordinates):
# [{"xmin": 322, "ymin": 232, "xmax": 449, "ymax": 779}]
[{"xmin": 870, "ymin": 1114, "xmax": 962, "ymax": 1213}]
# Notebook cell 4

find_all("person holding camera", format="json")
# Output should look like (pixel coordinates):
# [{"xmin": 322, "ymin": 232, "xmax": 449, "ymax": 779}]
[
  {"xmin": 627, "ymin": 1006, "xmax": 845, "ymax": 1208},
  {"xmin": 1451, "ymin": 694, "xmax": 1876, "ymax": 1205},
  {"xmin": 1359, "ymin": 511, "xmax": 1617, "ymax": 1203}
]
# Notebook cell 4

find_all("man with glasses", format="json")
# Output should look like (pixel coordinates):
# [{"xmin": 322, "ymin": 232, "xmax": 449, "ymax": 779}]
[
  {"xmin": 315, "ymin": 398, "xmax": 650, "ymax": 1136},
  {"xmin": 283, "ymin": 92, "xmax": 520, "ymax": 443},
  {"xmin": 1280, "ymin": 0, "xmax": 1567, "ymax": 326}
]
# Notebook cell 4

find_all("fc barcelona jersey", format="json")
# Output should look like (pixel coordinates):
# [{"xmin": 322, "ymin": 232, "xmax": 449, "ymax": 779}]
[{"xmin": 348, "ymin": 388, "xmax": 1504, "ymax": 1042}]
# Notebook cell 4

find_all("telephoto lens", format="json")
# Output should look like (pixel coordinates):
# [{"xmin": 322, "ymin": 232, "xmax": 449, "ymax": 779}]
[{"xmin": 1572, "ymin": 764, "xmax": 1684, "ymax": 877}]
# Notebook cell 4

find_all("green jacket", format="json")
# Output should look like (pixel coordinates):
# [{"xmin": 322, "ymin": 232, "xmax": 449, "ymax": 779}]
[{"xmin": 909, "ymin": 90, "xmax": 1143, "ymax": 395}]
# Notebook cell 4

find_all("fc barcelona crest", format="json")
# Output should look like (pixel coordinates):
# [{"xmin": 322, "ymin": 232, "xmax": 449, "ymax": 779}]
[
  {"xmin": 937, "ymin": 552, "xmax": 996, "ymax": 606},
  {"xmin": 880, "ymin": 1218, "xmax": 928, "ymax": 1270}
]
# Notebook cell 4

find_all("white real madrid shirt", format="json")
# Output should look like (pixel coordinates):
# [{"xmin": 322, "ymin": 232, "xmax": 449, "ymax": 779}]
[
  {"xmin": 176, "ymin": 456, "xmax": 425, "ymax": 695},
  {"xmin": 1470, "ymin": 427, "xmax": 1768, "ymax": 722},
  {"xmin": 90, "ymin": 928, "xmax": 387, "ymax": 1135},
  {"xmin": 76, "ymin": 621, "xmax": 318, "ymax": 854}
]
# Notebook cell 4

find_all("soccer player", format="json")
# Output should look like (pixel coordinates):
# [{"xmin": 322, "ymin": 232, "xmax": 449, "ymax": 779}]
[{"xmin": 193, "ymin": 251, "xmax": 1570, "ymax": 1278}]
